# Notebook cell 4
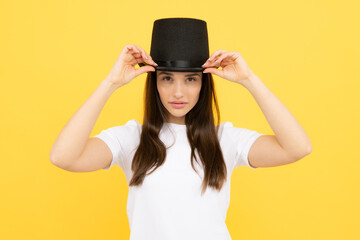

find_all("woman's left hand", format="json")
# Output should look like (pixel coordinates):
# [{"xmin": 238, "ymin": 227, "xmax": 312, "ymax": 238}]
[{"xmin": 202, "ymin": 49, "xmax": 256, "ymax": 86}]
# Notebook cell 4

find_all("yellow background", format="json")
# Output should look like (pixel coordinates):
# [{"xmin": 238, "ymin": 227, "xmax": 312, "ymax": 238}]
[{"xmin": 1, "ymin": 0, "xmax": 359, "ymax": 239}]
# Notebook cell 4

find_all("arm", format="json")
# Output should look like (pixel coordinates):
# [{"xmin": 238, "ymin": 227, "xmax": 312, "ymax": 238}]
[
  {"xmin": 243, "ymin": 73, "xmax": 312, "ymax": 162},
  {"xmin": 49, "ymin": 78, "xmax": 118, "ymax": 167},
  {"xmin": 202, "ymin": 50, "xmax": 312, "ymax": 167},
  {"xmin": 50, "ymin": 44, "xmax": 156, "ymax": 170}
]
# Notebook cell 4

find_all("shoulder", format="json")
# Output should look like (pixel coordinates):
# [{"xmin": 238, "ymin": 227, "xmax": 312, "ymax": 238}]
[
  {"xmin": 98, "ymin": 119, "xmax": 142, "ymax": 138},
  {"xmin": 217, "ymin": 121, "xmax": 262, "ymax": 142},
  {"xmin": 216, "ymin": 121, "xmax": 232, "ymax": 137},
  {"xmin": 117, "ymin": 119, "xmax": 141, "ymax": 130},
  {"xmin": 216, "ymin": 121, "xmax": 238, "ymax": 139},
  {"xmin": 124, "ymin": 119, "xmax": 142, "ymax": 130}
]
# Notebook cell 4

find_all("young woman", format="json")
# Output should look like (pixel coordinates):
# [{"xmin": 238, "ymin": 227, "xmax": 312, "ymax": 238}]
[{"xmin": 50, "ymin": 19, "xmax": 312, "ymax": 240}]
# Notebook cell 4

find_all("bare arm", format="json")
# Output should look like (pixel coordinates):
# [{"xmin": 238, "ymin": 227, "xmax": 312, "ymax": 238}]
[
  {"xmin": 49, "ymin": 44, "xmax": 157, "ymax": 171},
  {"xmin": 49, "ymin": 77, "xmax": 118, "ymax": 167},
  {"xmin": 203, "ymin": 50, "xmax": 312, "ymax": 168},
  {"xmin": 243, "ymin": 73, "xmax": 312, "ymax": 160}
]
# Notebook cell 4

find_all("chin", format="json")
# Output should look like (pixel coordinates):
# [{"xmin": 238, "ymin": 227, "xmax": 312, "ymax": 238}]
[
  {"xmin": 166, "ymin": 107, "xmax": 188, "ymax": 118},
  {"xmin": 169, "ymin": 111, "xmax": 187, "ymax": 118}
]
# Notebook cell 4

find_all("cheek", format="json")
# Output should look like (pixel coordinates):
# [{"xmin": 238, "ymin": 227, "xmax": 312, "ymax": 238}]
[
  {"xmin": 157, "ymin": 85, "xmax": 168, "ymax": 101},
  {"xmin": 191, "ymin": 85, "xmax": 202, "ymax": 99}
]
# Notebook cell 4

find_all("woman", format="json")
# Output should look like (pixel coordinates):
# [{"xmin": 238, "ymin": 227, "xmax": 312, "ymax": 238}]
[{"xmin": 50, "ymin": 18, "xmax": 312, "ymax": 240}]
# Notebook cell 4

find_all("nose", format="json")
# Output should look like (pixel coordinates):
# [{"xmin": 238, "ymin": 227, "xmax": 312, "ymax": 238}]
[{"xmin": 173, "ymin": 81, "xmax": 185, "ymax": 98}]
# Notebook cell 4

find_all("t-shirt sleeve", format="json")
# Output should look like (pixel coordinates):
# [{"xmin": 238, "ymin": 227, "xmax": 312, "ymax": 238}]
[
  {"xmin": 223, "ymin": 122, "xmax": 264, "ymax": 169},
  {"xmin": 92, "ymin": 119, "xmax": 141, "ymax": 170}
]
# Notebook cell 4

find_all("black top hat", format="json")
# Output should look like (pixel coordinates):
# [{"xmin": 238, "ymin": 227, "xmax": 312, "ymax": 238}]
[{"xmin": 139, "ymin": 17, "xmax": 210, "ymax": 72}]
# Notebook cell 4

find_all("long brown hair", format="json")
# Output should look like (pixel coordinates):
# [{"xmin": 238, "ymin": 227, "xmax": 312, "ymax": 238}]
[{"xmin": 129, "ymin": 71, "xmax": 227, "ymax": 195}]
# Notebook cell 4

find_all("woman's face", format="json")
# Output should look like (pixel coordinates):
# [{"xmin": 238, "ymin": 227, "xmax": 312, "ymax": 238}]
[{"xmin": 156, "ymin": 70, "xmax": 202, "ymax": 125}]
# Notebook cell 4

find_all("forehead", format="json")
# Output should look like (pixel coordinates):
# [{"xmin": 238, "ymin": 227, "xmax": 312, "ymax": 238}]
[{"xmin": 157, "ymin": 71, "xmax": 202, "ymax": 77}]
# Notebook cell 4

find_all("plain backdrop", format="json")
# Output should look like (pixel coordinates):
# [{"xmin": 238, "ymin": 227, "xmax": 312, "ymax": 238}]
[{"xmin": 0, "ymin": 0, "xmax": 358, "ymax": 239}]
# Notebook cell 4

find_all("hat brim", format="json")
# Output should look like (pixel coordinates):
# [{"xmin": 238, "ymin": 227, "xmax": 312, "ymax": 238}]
[
  {"xmin": 154, "ymin": 66, "xmax": 205, "ymax": 72},
  {"xmin": 138, "ymin": 62, "xmax": 205, "ymax": 72}
]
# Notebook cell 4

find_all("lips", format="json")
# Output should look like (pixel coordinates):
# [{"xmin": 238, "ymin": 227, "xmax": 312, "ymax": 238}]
[{"xmin": 170, "ymin": 102, "xmax": 187, "ymax": 109}]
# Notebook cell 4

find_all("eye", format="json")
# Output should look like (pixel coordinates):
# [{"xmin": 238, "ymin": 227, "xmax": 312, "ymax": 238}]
[
  {"xmin": 162, "ymin": 76, "xmax": 172, "ymax": 81},
  {"xmin": 160, "ymin": 77, "xmax": 197, "ymax": 82}
]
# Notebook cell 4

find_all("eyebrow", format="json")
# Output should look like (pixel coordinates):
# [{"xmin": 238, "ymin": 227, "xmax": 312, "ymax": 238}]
[{"xmin": 158, "ymin": 72, "xmax": 201, "ymax": 77}]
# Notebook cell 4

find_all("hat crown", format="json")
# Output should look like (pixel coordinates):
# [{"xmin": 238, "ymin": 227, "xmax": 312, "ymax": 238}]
[{"xmin": 150, "ymin": 18, "xmax": 209, "ymax": 72}]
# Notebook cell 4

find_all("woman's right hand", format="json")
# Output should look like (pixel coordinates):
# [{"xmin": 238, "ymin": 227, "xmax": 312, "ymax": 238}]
[{"xmin": 106, "ymin": 44, "xmax": 158, "ymax": 88}]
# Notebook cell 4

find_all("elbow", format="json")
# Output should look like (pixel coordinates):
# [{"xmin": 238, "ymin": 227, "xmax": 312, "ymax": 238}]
[
  {"xmin": 49, "ymin": 150, "xmax": 57, "ymax": 164},
  {"xmin": 306, "ymin": 144, "xmax": 312, "ymax": 155},
  {"xmin": 49, "ymin": 148, "xmax": 60, "ymax": 164},
  {"xmin": 49, "ymin": 151, "xmax": 78, "ymax": 171},
  {"xmin": 300, "ymin": 135, "xmax": 312, "ymax": 158},
  {"xmin": 303, "ymin": 140, "xmax": 313, "ymax": 156},
  {"xmin": 50, "ymin": 152, "xmax": 61, "ymax": 167},
  {"xmin": 292, "ymin": 144, "xmax": 312, "ymax": 162},
  {"xmin": 49, "ymin": 155, "xmax": 69, "ymax": 170},
  {"xmin": 49, "ymin": 151, "xmax": 67, "ymax": 168}
]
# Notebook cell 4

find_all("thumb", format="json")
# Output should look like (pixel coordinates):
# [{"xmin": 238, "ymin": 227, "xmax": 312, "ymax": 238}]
[
  {"xmin": 203, "ymin": 68, "xmax": 224, "ymax": 78},
  {"xmin": 134, "ymin": 65, "xmax": 156, "ymax": 77}
]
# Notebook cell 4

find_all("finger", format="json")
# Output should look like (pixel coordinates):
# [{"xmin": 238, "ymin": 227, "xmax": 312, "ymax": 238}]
[
  {"xmin": 135, "ymin": 46, "xmax": 158, "ymax": 66},
  {"xmin": 203, "ymin": 67, "xmax": 224, "ymax": 78},
  {"xmin": 203, "ymin": 49, "xmax": 227, "ymax": 66},
  {"xmin": 134, "ymin": 65, "xmax": 156, "ymax": 78},
  {"xmin": 124, "ymin": 44, "xmax": 132, "ymax": 52},
  {"xmin": 133, "ymin": 55, "xmax": 154, "ymax": 68},
  {"xmin": 209, "ymin": 49, "xmax": 227, "ymax": 60},
  {"xmin": 209, "ymin": 49, "xmax": 226, "ymax": 59},
  {"xmin": 147, "ymin": 55, "xmax": 158, "ymax": 66},
  {"xmin": 126, "ymin": 46, "xmax": 141, "ymax": 57},
  {"xmin": 132, "ymin": 46, "xmax": 158, "ymax": 66},
  {"xmin": 210, "ymin": 49, "xmax": 227, "ymax": 62},
  {"xmin": 126, "ymin": 45, "xmax": 139, "ymax": 53},
  {"xmin": 214, "ymin": 52, "xmax": 239, "ymax": 67},
  {"xmin": 126, "ymin": 45, "xmax": 133, "ymax": 52},
  {"xmin": 122, "ymin": 45, "xmax": 148, "ymax": 67},
  {"xmin": 132, "ymin": 45, "xmax": 148, "ymax": 62},
  {"xmin": 137, "ymin": 47, "xmax": 149, "ymax": 62},
  {"xmin": 130, "ymin": 50, "xmax": 144, "ymax": 63},
  {"xmin": 127, "ymin": 45, "xmax": 141, "ymax": 55},
  {"xmin": 125, "ymin": 50, "xmax": 145, "ymax": 65},
  {"xmin": 129, "ymin": 53, "xmax": 142, "ymax": 65},
  {"xmin": 133, "ymin": 55, "xmax": 146, "ymax": 65},
  {"xmin": 141, "ymin": 51, "xmax": 157, "ymax": 66}
]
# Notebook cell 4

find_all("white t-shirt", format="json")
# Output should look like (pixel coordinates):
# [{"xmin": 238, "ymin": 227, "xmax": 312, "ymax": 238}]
[{"xmin": 94, "ymin": 119, "xmax": 263, "ymax": 240}]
